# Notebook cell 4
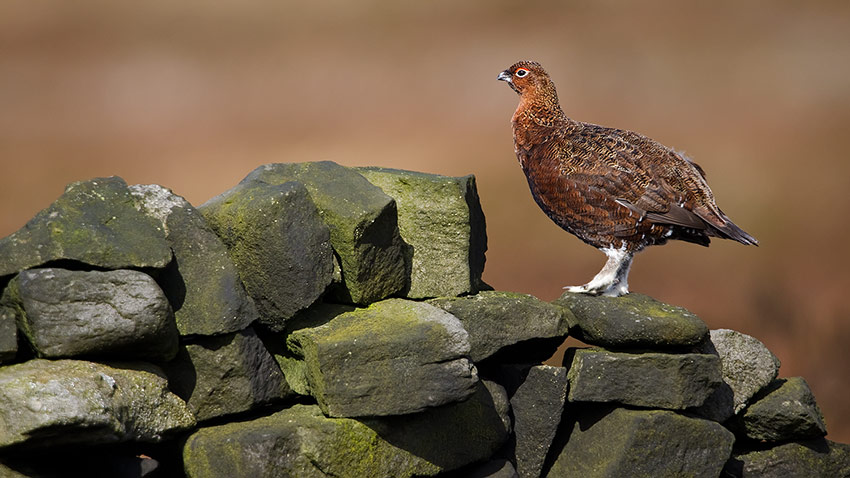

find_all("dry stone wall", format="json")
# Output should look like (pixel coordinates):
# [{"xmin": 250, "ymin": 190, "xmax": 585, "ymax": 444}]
[{"xmin": 0, "ymin": 162, "xmax": 847, "ymax": 477}]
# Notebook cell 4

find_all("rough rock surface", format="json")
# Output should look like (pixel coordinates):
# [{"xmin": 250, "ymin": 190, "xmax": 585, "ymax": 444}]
[
  {"xmin": 130, "ymin": 184, "xmax": 258, "ymax": 336},
  {"xmin": 726, "ymin": 439, "xmax": 850, "ymax": 477},
  {"xmin": 241, "ymin": 162, "xmax": 408, "ymax": 305},
  {"xmin": 269, "ymin": 302, "xmax": 357, "ymax": 396},
  {"xmin": 553, "ymin": 292, "xmax": 708, "ymax": 348},
  {"xmin": 3, "ymin": 268, "xmax": 178, "ymax": 361},
  {"xmin": 357, "ymin": 167, "xmax": 487, "ymax": 298},
  {"xmin": 184, "ymin": 382, "xmax": 509, "ymax": 478},
  {"xmin": 507, "ymin": 365, "xmax": 568, "ymax": 478},
  {"xmin": 428, "ymin": 291, "xmax": 569, "ymax": 363},
  {"xmin": 0, "ymin": 177, "xmax": 171, "ymax": 276},
  {"xmin": 0, "ymin": 306, "xmax": 16, "ymax": 363},
  {"xmin": 694, "ymin": 328, "xmax": 781, "ymax": 423},
  {"xmin": 286, "ymin": 298, "xmax": 478, "ymax": 417},
  {"xmin": 0, "ymin": 359, "xmax": 195, "ymax": 449},
  {"xmin": 566, "ymin": 348, "xmax": 721, "ymax": 410},
  {"xmin": 199, "ymin": 179, "xmax": 333, "ymax": 331},
  {"xmin": 162, "ymin": 327, "xmax": 291, "ymax": 422},
  {"xmin": 735, "ymin": 377, "xmax": 827, "ymax": 441},
  {"xmin": 548, "ymin": 406, "xmax": 735, "ymax": 478},
  {"xmin": 459, "ymin": 460, "xmax": 520, "ymax": 478}
]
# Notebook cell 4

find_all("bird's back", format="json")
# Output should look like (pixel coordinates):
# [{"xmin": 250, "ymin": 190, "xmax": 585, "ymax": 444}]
[{"xmin": 516, "ymin": 116, "xmax": 757, "ymax": 251}]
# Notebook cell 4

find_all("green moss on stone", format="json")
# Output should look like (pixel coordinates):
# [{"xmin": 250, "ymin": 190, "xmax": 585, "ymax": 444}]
[
  {"xmin": 0, "ymin": 177, "xmax": 171, "ymax": 276},
  {"xmin": 357, "ymin": 167, "xmax": 487, "ymax": 298},
  {"xmin": 554, "ymin": 292, "xmax": 708, "ymax": 348},
  {"xmin": 240, "ymin": 162, "xmax": 408, "ymax": 305},
  {"xmin": 286, "ymin": 299, "xmax": 476, "ymax": 417}
]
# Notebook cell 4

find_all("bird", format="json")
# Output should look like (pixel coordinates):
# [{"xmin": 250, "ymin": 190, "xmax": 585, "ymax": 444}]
[{"xmin": 497, "ymin": 60, "xmax": 757, "ymax": 297}]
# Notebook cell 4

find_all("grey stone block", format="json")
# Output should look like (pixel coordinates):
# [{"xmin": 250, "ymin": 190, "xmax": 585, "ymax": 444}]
[
  {"xmin": 131, "ymin": 184, "xmax": 258, "ymax": 336},
  {"xmin": 429, "ymin": 291, "xmax": 569, "ymax": 363},
  {"xmin": 286, "ymin": 298, "xmax": 478, "ymax": 417},
  {"xmin": 199, "ymin": 179, "xmax": 333, "ymax": 331},
  {"xmin": 357, "ymin": 167, "xmax": 487, "ymax": 298},
  {"xmin": 0, "ymin": 359, "xmax": 195, "ymax": 449},
  {"xmin": 547, "ymin": 406, "xmax": 734, "ymax": 478},
  {"xmin": 241, "ymin": 161, "xmax": 408, "ymax": 305},
  {"xmin": 566, "ymin": 348, "xmax": 721, "ymax": 410},
  {"xmin": 0, "ymin": 177, "xmax": 171, "ymax": 276},
  {"xmin": 162, "ymin": 327, "xmax": 291, "ymax": 422},
  {"xmin": 553, "ymin": 292, "xmax": 708, "ymax": 348},
  {"xmin": 4, "ymin": 268, "xmax": 178, "ymax": 361}
]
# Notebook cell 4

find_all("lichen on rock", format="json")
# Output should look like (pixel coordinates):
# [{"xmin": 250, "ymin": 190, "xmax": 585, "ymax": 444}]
[{"xmin": 0, "ymin": 176, "xmax": 172, "ymax": 276}]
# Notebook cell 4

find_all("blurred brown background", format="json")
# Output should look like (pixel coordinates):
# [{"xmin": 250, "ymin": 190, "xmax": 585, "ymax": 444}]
[{"xmin": 2, "ymin": 1, "xmax": 849, "ymax": 441}]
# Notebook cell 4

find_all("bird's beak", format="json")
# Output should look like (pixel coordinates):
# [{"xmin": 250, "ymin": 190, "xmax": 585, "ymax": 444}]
[{"xmin": 498, "ymin": 69, "xmax": 519, "ymax": 94}]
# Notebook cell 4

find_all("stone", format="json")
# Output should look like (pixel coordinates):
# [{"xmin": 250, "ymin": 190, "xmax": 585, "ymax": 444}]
[
  {"xmin": 428, "ymin": 291, "xmax": 569, "ymax": 363},
  {"xmin": 199, "ymin": 179, "xmax": 333, "ymax": 331},
  {"xmin": 357, "ymin": 167, "xmax": 487, "ymax": 298},
  {"xmin": 241, "ymin": 161, "xmax": 408, "ymax": 305},
  {"xmin": 184, "ymin": 382, "xmax": 509, "ymax": 478},
  {"xmin": 359, "ymin": 380, "xmax": 511, "ymax": 473},
  {"xmin": 566, "ymin": 348, "xmax": 721, "ymax": 410},
  {"xmin": 162, "ymin": 327, "xmax": 291, "ymax": 422},
  {"xmin": 725, "ymin": 438, "xmax": 850, "ymax": 477},
  {"xmin": 0, "ymin": 306, "xmax": 16, "ymax": 363},
  {"xmin": 268, "ymin": 303, "xmax": 357, "ymax": 396},
  {"xmin": 547, "ymin": 406, "xmax": 735, "ymax": 478},
  {"xmin": 735, "ymin": 377, "xmax": 827, "ymax": 441},
  {"xmin": 0, "ymin": 359, "xmax": 195, "ymax": 449},
  {"xmin": 508, "ymin": 365, "xmax": 568, "ymax": 478},
  {"xmin": 553, "ymin": 292, "xmax": 708, "ymax": 348},
  {"xmin": 1, "ymin": 448, "xmax": 163, "ymax": 478},
  {"xmin": 0, "ymin": 177, "xmax": 171, "ymax": 276},
  {"xmin": 693, "ymin": 328, "xmax": 781, "ymax": 422},
  {"xmin": 286, "ymin": 298, "xmax": 478, "ymax": 417},
  {"xmin": 456, "ymin": 460, "xmax": 519, "ymax": 478},
  {"xmin": 130, "ymin": 184, "xmax": 258, "ymax": 336},
  {"xmin": 3, "ymin": 268, "xmax": 178, "ymax": 361}
]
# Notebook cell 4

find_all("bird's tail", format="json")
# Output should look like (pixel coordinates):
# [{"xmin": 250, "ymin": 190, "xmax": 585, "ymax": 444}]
[{"xmin": 712, "ymin": 216, "xmax": 758, "ymax": 246}]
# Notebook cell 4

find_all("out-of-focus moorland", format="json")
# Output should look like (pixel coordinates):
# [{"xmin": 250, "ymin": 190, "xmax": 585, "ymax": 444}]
[{"xmin": 2, "ymin": 1, "xmax": 849, "ymax": 441}]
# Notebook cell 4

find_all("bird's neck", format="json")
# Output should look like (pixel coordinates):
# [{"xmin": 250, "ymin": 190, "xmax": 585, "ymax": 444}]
[
  {"xmin": 512, "ymin": 90, "xmax": 567, "ymax": 132},
  {"xmin": 512, "ymin": 90, "xmax": 567, "ymax": 157}
]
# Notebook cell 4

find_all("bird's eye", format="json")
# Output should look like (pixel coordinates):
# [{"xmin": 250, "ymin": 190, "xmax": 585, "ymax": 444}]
[{"xmin": 515, "ymin": 68, "xmax": 529, "ymax": 78}]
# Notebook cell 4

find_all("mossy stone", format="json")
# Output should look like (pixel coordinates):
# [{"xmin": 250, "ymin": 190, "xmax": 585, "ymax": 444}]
[
  {"xmin": 735, "ymin": 377, "xmax": 827, "ymax": 441},
  {"xmin": 241, "ymin": 161, "xmax": 408, "ymax": 305},
  {"xmin": 548, "ymin": 406, "xmax": 734, "ymax": 478},
  {"xmin": 162, "ymin": 327, "xmax": 291, "ymax": 422},
  {"xmin": 0, "ymin": 359, "xmax": 195, "ymax": 449},
  {"xmin": 566, "ymin": 348, "xmax": 722, "ymax": 410},
  {"xmin": 693, "ymin": 328, "xmax": 781, "ymax": 423},
  {"xmin": 0, "ymin": 177, "xmax": 171, "ymax": 276},
  {"xmin": 507, "ymin": 365, "xmax": 568, "ymax": 478},
  {"xmin": 3, "ymin": 268, "xmax": 178, "ymax": 361},
  {"xmin": 0, "ymin": 306, "xmax": 16, "ymax": 363},
  {"xmin": 428, "ymin": 291, "xmax": 570, "ymax": 363},
  {"xmin": 357, "ymin": 167, "xmax": 487, "ymax": 298},
  {"xmin": 184, "ymin": 381, "xmax": 509, "ymax": 478},
  {"xmin": 554, "ymin": 292, "xmax": 708, "ymax": 348},
  {"xmin": 287, "ymin": 298, "xmax": 477, "ymax": 417},
  {"xmin": 130, "ymin": 184, "xmax": 258, "ymax": 336},
  {"xmin": 199, "ymin": 179, "xmax": 333, "ymax": 331},
  {"xmin": 727, "ymin": 438, "xmax": 850, "ymax": 477}
]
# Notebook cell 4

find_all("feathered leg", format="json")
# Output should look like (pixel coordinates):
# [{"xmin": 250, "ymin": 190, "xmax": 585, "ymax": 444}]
[{"xmin": 565, "ymin": 247, "xmax": 633, "ymax": 297}]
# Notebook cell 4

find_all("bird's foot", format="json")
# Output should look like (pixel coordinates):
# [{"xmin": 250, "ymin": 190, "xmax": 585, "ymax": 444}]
[{"xmin": 564, "ymin": 282, "xmax": 628, "ymax": 297}]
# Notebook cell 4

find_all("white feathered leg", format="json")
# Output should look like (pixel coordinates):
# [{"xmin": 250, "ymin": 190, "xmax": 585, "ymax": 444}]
[{"xmin": 565, "ymin": 246, "xmax": 634, "ymax": 297}]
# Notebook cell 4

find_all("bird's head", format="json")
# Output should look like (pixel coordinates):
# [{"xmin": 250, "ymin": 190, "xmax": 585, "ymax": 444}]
[{"xmin": 497, "ymin": 61, "xmax": 552, "ymax": 96}]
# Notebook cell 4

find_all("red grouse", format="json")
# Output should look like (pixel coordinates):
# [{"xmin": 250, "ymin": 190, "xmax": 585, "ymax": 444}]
[{"xmin": 498, "ymin": 60, "xmax": 757, "ymax": 297}]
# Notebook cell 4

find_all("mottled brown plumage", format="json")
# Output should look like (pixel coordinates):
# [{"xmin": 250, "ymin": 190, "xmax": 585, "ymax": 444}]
[{"xmin": 498, "ymin": 60, "xmax": 757, "ymax": 296}]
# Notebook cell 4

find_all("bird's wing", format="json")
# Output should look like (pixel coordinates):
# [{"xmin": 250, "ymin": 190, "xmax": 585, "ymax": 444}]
[{"xmin": 546, "ymin": 122, "xmax": 727, "ymax": 232}]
